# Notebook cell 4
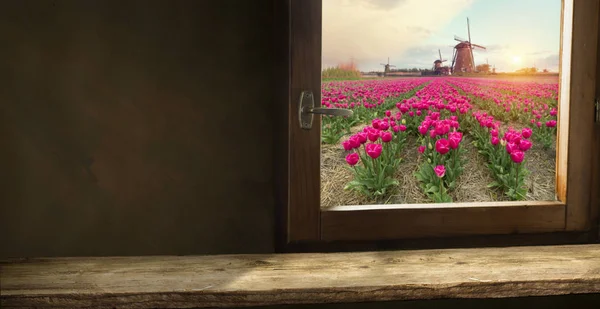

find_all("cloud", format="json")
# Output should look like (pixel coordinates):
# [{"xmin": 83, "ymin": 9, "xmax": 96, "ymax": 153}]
[
  {"xmin": 395, "ymin": 45, "xmax": 452, "ymax": 68},
  {"xmin": 536, "ymin": 53, "xmax": 559, "ymax": 69},
  {"xmin": 322, "ymin": 0, "xmax": 475, "ymax": 71},
  {"xmin": 353, "ymin": 0, "xmax": 408, "ymax": 10},
  {"xmin": 406, "ymin": 26, "xmax": 433, "ymax": 36},
  {"xmin": 484, "ymin": 44, "xmax": 510, "ymax": 53}
]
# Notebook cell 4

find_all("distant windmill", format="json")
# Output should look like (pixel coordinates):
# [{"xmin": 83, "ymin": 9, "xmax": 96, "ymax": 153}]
[
  {"xmin": 432, "ymin": 49, "xmax": 449, "ymax": 75},
  {"xmin": 451, "ymin": 17, "xmax": 486, "ymax": 73},
  {"xmin": 380, "ymin": 57, "xmax": 396, "ymax": 77}
]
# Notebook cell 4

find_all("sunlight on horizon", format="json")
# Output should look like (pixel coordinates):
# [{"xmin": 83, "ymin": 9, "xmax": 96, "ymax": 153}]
[{"xmin": 323, "ymin": 0, "xmax": 561, "ymax": 73}]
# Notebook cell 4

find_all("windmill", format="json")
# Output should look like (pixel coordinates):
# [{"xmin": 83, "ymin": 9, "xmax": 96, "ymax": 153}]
[
  {"xmin": 451, "ymin": 17, "xmax": 486, "ymax": 73},
  {"xmin": 380, "ymin": 57, "xmax": 396, "ymax": 77},
  {"xmin": 432, "ymin": 49, "xmax": 449, "ymax": 75}
]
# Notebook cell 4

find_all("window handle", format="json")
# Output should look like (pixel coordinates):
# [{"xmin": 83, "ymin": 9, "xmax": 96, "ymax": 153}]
[{"xmin": 299, "ymin": 90, "xmax": 353, "ymax": 130}]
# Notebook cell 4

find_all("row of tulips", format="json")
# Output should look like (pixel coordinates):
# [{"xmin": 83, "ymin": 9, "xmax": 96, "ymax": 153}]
[
  {"xmin": 321, "ymin": 79, "xmax": 430, "ymax": 144},
  {"xmin": 414, "ymin": 114, "xmax": 467, "ymax": 203},
  {"xmin": 449, "ymin": 79, "xmax": 558, "ymax": 150},
  {"xmin": 341, "ymin": 79, "xmax": 472, "ymax": 202},
  {"xmin": 461, "ymin": 78, "xmax": 558, "ymax": 104},
  {"xmin": 411, "ymin": 81, "xmax": 470, "ymax": 202},
  {"xmin": 448, "ymin": 79, "xmax": 557, "ymax": 124},
  {"xmin": 333, "ymin": 78, "xmax": 558, "ymax": 203},
  {"xmin": 467, "ymin": 111, "xmax": 533, "ymax": 200},
  {"xmin": 342, "ymin": 115, "xmax": 408, "ymax": 197}
]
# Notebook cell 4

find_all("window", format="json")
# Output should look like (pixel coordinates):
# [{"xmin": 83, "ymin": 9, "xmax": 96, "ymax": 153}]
[{"xmin": 277, "ymin": 0, "xmax": 597, "ymax": 245}]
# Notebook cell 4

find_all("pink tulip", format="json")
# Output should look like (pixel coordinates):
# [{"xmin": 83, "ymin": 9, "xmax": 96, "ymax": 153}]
[
  {"xmin": 435, "ymin": 138, "xmax": 451, "ymax": 155},
  {"xmin": 366, "ymin": 143, "xmax": 383, "ymax": 159},
  {"xmin": 379, "ymin": 121, "xmax": 390, "ymax": 131},
  {"xmin": 345, "ymin": 152, "xmax": 360, "ymax": 166},
  {"xmin": 381, "ymin": 131, "xmax": 393, "ymax": 143},
  {"xmin": 448, "ymin": 131, "xmax": 462, "ymax": 149},
  {"xmin": 418, "ymin": 145, "xmax": 426, "ymax": 153},
  {"xmin": 434, "ymin": 165, "xmax": 446, "ymax": 178},
  {"xmin": 506, "ymin": 142, "xmax": 518, "ymax": 154},
  {"xmin": 491, "ymin": 136, "xmax": 500, "ymax": 146},
  {"xmin": 510, "ymin": 150, "xmax": 525, "ymax": 163},
  {"xmin": 372, "ymin": 119, "xmax": 380, "ymax": 129},
  {"xmin": 342, "ymin": 140, "xmax": 353, "ymax": 151},
  {"xmin": 349, "ymin": 135, "xmax": 361, "ymax": 149},
  {"xmin": 399, "ymin": 124, "xmax": 407, "ymax": 131},
  {"xmin": 519, "ymin": 139, "xmax": 532, "ymax": 151},
  {"xmin": 546, "ymin": 120, "xmax": 557, "ymax": 128},
  {"xmin": 367, "ymin": 129, "xmax": 379, "ymax": 142},
  {"xmin": 522, "ymin": 127, "xmax": 532, "ymax": 139},
  {"xmin": 434, "ymin": 122, "xmax": 446, "ymax": 136},
  {"xmin": 357, "ymin": 132, "xmax": 367, "ymax": 144}
]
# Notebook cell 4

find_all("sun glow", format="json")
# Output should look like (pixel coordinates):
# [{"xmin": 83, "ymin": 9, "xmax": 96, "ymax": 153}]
[{"xmin": 512, "ymin": 56, "xmax": 522, "ymax": 64}]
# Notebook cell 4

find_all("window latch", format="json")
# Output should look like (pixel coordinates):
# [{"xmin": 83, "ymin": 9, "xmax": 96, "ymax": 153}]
[{"xmin": 299, "ymin": 91, "xmax": 353, "ymax": 130}]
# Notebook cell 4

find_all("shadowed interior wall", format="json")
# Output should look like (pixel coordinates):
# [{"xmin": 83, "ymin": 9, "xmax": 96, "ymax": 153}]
[{"xmin": 0, "ymin": 0, "xmax": 274, "ymax": 258}]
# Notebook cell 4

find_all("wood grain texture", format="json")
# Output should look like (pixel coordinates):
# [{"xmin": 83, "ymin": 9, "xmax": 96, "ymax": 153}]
[
  {"xmin": 565, "ymin": 0, "xmax": 599, "ymax": 230},
  {"xmin": 594, "ymin": 5, "xmax": 600, "ymax": 240},
  {"xmin": 273, "ymin": 0, "xmax": 291, "ymax": 251},
  {"xmin": 288, "ymin": 0, "xmax": 322, "ymax": 242},
  {"xmin": 555, "ymin": 0, "xmax": 570, "ymax": 202},
  {"xmin": 322, "ymin": 204, "xmax": 565, "ymax": 241},
  {"xmin": 2, "ymin": 245, "xmax": 600, "ymax": 308},
  {"xmin": 283, "ymin": 231, "xmax": 593, "ymax": 254}
]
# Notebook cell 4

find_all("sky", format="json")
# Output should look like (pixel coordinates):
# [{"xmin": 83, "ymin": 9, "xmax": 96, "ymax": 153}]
[{"xmin": 322, "ymin": 0, "xmax": 562, "ymax": 72}]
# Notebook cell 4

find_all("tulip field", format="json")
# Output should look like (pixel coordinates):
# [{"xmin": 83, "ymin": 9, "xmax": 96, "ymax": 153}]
[{"xmin": 320, "ymin": 76, "xmax": 559, "ymax": 207}]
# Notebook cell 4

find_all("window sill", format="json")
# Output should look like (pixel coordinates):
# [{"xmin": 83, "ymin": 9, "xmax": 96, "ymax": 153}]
[{"xmin": 2, "ymin": 244, "xmax": 599, "ymax": 308}]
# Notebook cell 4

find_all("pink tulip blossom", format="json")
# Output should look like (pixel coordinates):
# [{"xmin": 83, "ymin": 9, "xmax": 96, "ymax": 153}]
[
  {"xmin": 506, "ymin": 142, "xmax": 519, "ymax": 154},
  {"xmin": 434, "ymin": 165, "xmax": 446, "ymax": 178},
  {"xmin": 435, "ymin": 138, "xmax": 451, "ymax": 155},
  {"xmin": 491, "ymin": 136, "xmax": 500, "ymax": 146},
  {"xmin": 345, "ymin": 153, "xmax": 360, "ymax": 166},
  {"xmin": 365, "ymin": 143, "xmax": 383, "ymax": 159},
  {"xmin": 381, "ymin": 131, "xmax": 393, "ymax": 143},
  {"xmin": 519, "ymin": 139, "xmax": 533, "ymax": 152},
  {"xmin": 510, "ymin": 150, "xmax": 525, "ymax": 164}
]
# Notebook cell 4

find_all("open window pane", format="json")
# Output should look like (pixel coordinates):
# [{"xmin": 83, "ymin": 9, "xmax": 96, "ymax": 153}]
[{"xmin": 320, "ymin": 0, "xmax": 565, "ymax": 208}]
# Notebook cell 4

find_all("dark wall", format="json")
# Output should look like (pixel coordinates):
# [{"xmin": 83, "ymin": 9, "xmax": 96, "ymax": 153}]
[{"xmin": 0, "ymin": 0, "xmax": 275, "ymax": 257}]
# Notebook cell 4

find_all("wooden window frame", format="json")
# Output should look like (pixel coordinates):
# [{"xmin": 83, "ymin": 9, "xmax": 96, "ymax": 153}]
[{"xmin": 274, "ymin": 0, "xmax": 599, "ymax": 250}]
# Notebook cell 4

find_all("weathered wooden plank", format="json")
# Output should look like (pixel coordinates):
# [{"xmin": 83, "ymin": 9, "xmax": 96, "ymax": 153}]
[{"xmin": 2, "ymin": 245, "xmax": 600, "ymax": 308}]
